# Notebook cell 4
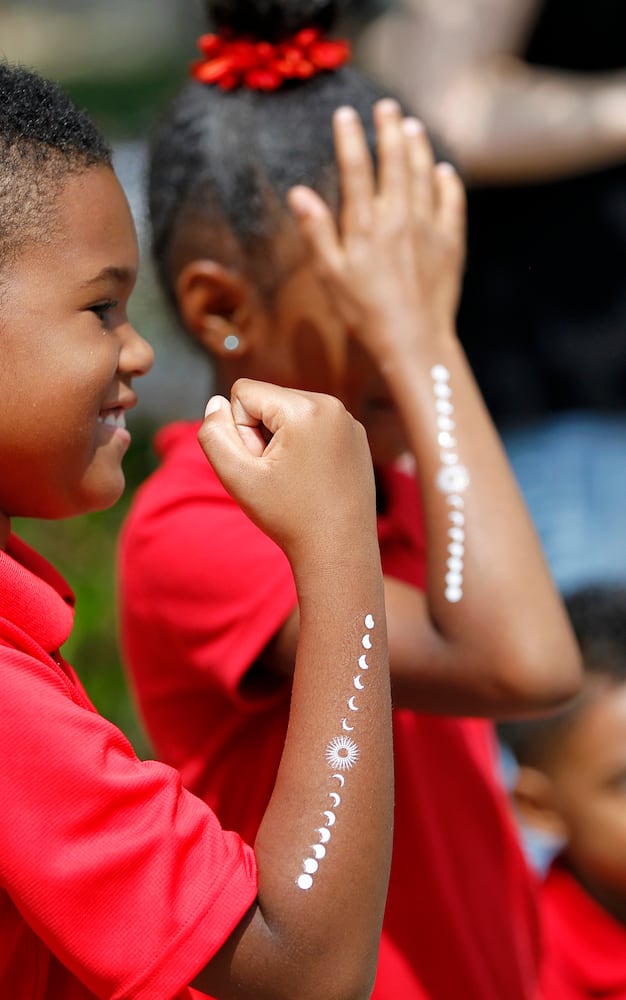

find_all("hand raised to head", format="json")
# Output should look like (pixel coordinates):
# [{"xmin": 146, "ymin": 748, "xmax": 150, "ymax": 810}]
[{"xmin": 287, "ymin": 99, "xmax": 466, "ymax": 371}]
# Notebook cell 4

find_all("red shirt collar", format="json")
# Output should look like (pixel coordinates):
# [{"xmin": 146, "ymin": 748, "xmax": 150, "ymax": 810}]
[{"xmin": 0, "ymin": 535, "xmax": 74, "ymax": 656}]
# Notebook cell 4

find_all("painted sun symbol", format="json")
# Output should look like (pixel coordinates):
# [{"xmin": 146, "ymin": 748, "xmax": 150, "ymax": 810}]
[{"xmin": 326, "ymin": 735, "xmax": 360, "ymax": 771}]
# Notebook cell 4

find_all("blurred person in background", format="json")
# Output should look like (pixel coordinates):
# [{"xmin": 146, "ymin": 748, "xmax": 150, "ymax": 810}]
[{"xmin": 359, "ymin": 0, "xmax": 626, "ymax": 595}]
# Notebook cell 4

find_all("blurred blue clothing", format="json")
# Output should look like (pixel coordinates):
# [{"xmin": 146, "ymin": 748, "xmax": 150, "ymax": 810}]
[{"xmin": 503, "ymin": 412, "xmax": 626, "ymax": 595}]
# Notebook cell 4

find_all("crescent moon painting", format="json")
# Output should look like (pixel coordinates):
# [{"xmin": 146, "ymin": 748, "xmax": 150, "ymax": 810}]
[
  {"xmin": 341, "ymin": 718, "xmax": 354, "ymax": 732},
  {"xmin": 317, "ymin": 827, "xmax": 331, "ymax": 844},
  {"xmin": 358, "ymin": 654, "xmax": 369, "ymax": 671},
  {"xmin": 353, "ymin": 675, "xmax": 364, "ymax": 691},
  {"xmin": 362, "ymin": 634, "xmax": 372, "ymax": 650},
  {"xmin": 329, "ymin": 792, "xmax": 341, "ymax": 807},
  {"xmin": 311, "ymin": 843, "xmax": 326, "ymax": 859},
  {"xmin": 365, "ymin": 613, "xmax": 375, "ymax": 629},
  {"xmin": 347, "ymin": 695, "xmax": 359, "ymax": 712},
  {"xmin": 332, "ymin": 773, "xmax": 345, "ymax": 787},
  {"xmin": 323, "ymin": 811, "xmax": 336, "ymax": 827}
]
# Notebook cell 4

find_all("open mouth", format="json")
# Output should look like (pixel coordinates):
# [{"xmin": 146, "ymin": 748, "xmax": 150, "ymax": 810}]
[{"xmin": 97, "ymin": 409, "xmax": 127, "ymax": 430}]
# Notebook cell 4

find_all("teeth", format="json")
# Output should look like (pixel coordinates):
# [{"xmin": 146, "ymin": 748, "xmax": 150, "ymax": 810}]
[{"xmin": 98, "ymin": 411, "xmax": 126, "ymax": 429}]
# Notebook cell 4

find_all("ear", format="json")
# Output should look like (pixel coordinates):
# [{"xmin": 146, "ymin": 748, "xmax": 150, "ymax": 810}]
[
  {"xmin": 175, "ymin": 260, "xmax": 256, "ymax": 359},
  {"xmin": 512, "ymin": 764, "xmax": 569, "ymax": 843}
]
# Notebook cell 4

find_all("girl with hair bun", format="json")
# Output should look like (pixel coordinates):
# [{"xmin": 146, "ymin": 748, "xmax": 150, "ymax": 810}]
[{"xmin": 120, "ymin": 1, "xmax": 582, "ymax": 996}]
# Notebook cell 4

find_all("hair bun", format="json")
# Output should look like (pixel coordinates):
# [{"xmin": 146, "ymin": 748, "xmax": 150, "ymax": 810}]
[{"xmin": 205, "ymin": 0, "xmax": 344, "ymax": 40}]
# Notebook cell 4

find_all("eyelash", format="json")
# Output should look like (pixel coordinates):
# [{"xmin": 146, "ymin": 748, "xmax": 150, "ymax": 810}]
[{"xmin": 89, "ymin": 300, "xmax": 118, "ymax": 322}]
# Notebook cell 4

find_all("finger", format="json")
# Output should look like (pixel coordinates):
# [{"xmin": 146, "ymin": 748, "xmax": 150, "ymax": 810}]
[
  {"xmin": 374, "ymin": 98, "xmax": 411, "ymax": 214},
  {"xmin": 288, "ymin": 185, "xmax": 345, "ymax": 278},
  {"xmin": 404, "ymin": 117, "xmax": 435, "ymax": 221},
  {"xmin": 434, "ymin": 161, "xmax": 467, "ymax": 254},
  {"xmin": 198, "ymin": 395, "xmax": 263, "ymax": 476},
  {"xmin": 332, "ymin": 105, "xmax": 376, "ymax": 237}
]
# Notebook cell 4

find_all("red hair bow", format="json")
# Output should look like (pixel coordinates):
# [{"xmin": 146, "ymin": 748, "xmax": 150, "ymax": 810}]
[{"xmin": 190, "ymin": 27, "xmax": 351, "ymax": 91}]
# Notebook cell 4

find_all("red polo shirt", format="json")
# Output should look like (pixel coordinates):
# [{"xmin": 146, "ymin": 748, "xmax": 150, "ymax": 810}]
[
  {"xmin": 0, "ymin": 535, "xmax": 257, "ymax": 999},
  {"xmin": 120, "ymin": 420, "xmax": 542, "ymax": 1000}
]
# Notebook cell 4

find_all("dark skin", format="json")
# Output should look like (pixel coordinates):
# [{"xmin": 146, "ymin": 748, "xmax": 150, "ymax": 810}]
[{"xmin": 177, "ymin": 100, "xmax": 582, "ymax": 718}]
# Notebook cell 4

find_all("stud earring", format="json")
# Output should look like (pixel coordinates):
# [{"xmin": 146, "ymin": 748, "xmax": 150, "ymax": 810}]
[{"xmin": 223, "ymin": 334, "xmax": 240, "ymax": 352}]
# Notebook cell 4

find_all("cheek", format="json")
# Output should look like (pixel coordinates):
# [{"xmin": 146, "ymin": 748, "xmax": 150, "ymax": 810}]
[
  {"xmin": 291, "ymin": 318, "xmax": 347, "ymax": 395},
  {"xmin": 566, "ymin": 791, "xmax": 626, "ymax": 888}
]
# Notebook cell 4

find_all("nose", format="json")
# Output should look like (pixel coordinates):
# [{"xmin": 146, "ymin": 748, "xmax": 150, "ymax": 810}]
[{"xmin": 120, "ymin": 322, "xmax": 154, "ymax": 378}]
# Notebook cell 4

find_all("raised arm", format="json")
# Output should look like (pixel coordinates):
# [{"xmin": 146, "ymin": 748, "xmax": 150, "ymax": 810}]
[
  {"xmin": 192, "ymin": 380, "xmax": 392, "ymax": 999},
  {"xmin": 287, "ymin": 101, "xmax": 582, "ymax": 718},
  {"xmin": 358, "ymin": 0, "xmax": 626, "ymax": 184}
]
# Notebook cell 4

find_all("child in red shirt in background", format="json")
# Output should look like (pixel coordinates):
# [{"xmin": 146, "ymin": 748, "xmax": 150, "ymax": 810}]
[
  {"xmin": 500, "ymin": 587, "xmax": 626, "ymax": 999},
  {"xmin": 0, "ymin": 61, "xmax": 396, "ymax": 999},
  {"xmin": 119, "ymin": 1, "xmax": 582, "ymax": 997}
]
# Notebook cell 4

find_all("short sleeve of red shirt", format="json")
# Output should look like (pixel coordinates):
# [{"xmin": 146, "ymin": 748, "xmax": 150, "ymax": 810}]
[{"xmin": 0, "ymin": 539, "xmax": 257, "ymax": 1000}]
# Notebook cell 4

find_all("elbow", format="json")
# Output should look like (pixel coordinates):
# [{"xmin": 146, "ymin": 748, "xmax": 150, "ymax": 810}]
[
  {"xmin": 289, "ymin": 939, "xmax": 378, "ymax": 1000},
  {"xmin": 492, "ymin": 638, "xmax": 584, "ymax": 717}
]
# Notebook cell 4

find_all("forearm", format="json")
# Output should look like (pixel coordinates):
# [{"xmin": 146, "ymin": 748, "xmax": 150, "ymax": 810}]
[
  {"xmin": 195, "ymin": 538, "xmax": 392, "ymax": 998},
  {"xmin": 358, "ymin": 1, "xmax": 626, "ymax": 184},
  {"xmin": 383, "ymin": 325, "xmax": 581, "ymax": 715},
  {"xmin": 428, "ymin": 61, "xmax": 626, "ymax": 184}
]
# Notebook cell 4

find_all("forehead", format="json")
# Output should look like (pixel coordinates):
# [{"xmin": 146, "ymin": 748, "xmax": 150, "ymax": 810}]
[{"xmin": 3, "ymin": 165, "xmax": 138, "ymax": 290}]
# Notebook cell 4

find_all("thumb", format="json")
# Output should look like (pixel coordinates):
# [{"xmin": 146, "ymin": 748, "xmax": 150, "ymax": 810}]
[{"xmin": 197, "ymin": 395, "xmax": 263, "ymax": 482}]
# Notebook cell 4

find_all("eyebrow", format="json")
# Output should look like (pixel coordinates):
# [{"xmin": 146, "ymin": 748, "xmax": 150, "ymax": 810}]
[{"xmin": 79, "ymin": 266, "xmax": 136, "ymax": 289}]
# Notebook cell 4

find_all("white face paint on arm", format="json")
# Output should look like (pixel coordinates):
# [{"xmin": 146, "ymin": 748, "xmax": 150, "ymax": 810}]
[
  {"xmin": 431, "ymin": 365, "xmax": 468, "ymax": 603},
  {"xmin": 296, "ymin": 615, "xmax": 376, "ymax": 891}
]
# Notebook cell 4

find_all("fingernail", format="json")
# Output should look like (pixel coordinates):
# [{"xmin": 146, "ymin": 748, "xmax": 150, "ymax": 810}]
[
  {"xmin": 335, "ymin": 105, "xmax": 357, "ymax": 123},
  {"xmin": 377, "ymin": 98, "xmax": 400, "ymax": 115},
  {"xmin": 204, "ymin": 396, "xmax": 225, "ymax": 417},
  {"xmin": 437, "ymin": 161, "xmax": 456, "ymax": 174},
  {"xmin": 403, "ymin": 117, "xmax": 424, "ymax": 136}
]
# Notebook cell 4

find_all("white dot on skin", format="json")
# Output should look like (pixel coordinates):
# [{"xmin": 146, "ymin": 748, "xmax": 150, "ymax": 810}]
[
  {"xmin": 437, "ymin": 465, "xmax": 470, "ymax": 495},
  {"xmin": 438, "ymin": 416, "xmax": 456, "ymax": 432},
  {"xmin": 445, "ymin": 586, "xmax": 463, "ymax": 603},
  {"xmin": 446, "ymin": 571, "xmax": 463, "ymax": 587},
  {"xmin": 431, "ymin": 364, "xmax": 450, "ymax": 382},
  {"xmin": 441, "ymin": 452, "xmax": 459, "ymax": 465},
  {"xmin": 449, "ymin": 527, "xmax": 465, "ymax": 542},
  {"xmin": 364, "ymin": 614, "xmax": 375, "ymax": 629},
  {"xmin": 447, "ymin": 556, "xmax": 463, "ymax": 572},
  {"xmin": 312, "ymin": 843, "xmax": 326, "ymax": 859},
  {"xmin": 436, "ymin": 400, "xmax": 454, "ymax": 415},
  {"xmin": 448, "ymin": 542, "xmax": 464, "ymax": 558},
  {"xmin": 438, "ymin": 432, "xmax": 456, "ymax": 449},
  {"xmin": 434, "ymin": 383, "xmax": 452, "ymax": 399},
  {"xmin": 449, "ymin": 511, "xmax": 465, "ymax": 526},
  {"xmin": 297, "ymin": 874, "xmax": 314, "ymax": 891},
  {"xmin": 446, "ymin": 494, "xmax": 464, "ymax": 509},
  {"xmin": 303, "ymin": 858, "xmax": 319, "ymax": 874}
]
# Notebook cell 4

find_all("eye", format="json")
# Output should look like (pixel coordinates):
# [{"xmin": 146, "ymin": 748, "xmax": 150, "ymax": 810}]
[{"xmin": 89, "ymin": 300, "xmax": 118, "ymax": 322}]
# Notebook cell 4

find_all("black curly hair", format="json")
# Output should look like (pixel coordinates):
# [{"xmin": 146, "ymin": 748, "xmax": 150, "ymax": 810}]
[
  {"xmin": 148, "ymin": 0, "xmax": 401, "ymax": 308},
  {"xmin": 0, "ymin": 62, "xmax": 112, "ymax": 270},
  {"xmin": 498, "ymin": 585, "xmax": 626, "ymax": 768}
]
